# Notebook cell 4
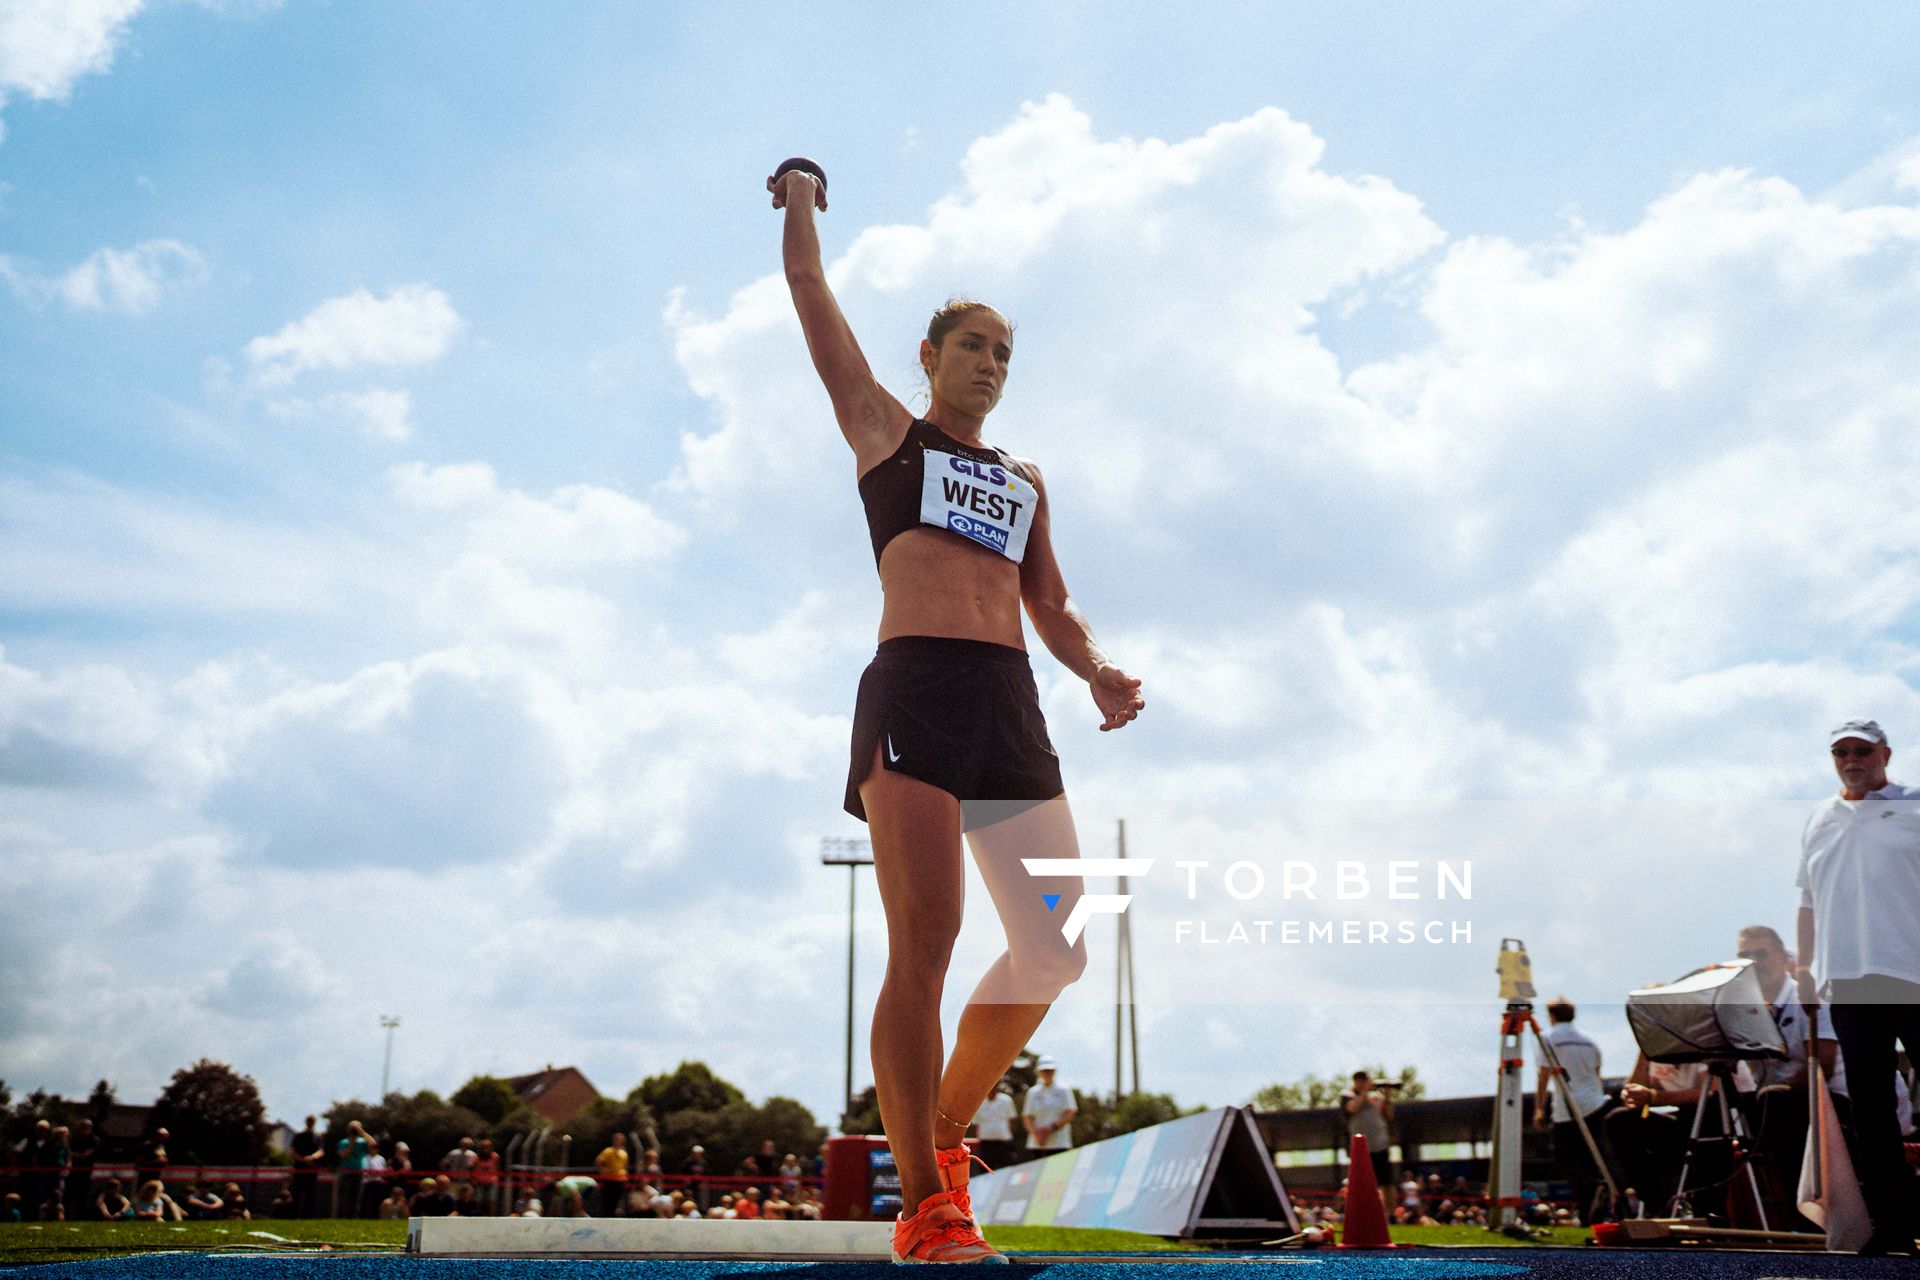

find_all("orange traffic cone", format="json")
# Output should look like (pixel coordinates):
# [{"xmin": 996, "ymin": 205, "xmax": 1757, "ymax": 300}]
[{"xmin": 1338, "ymin": 1134, "xmax": 1395, "ymax": 1249}]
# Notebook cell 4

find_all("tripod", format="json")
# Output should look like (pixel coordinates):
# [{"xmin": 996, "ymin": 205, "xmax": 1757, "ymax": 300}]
[
  {"xmin": 1489, "ymin": 1000, "xmax": 1619, "ymax": 1230},
  {"xmin": 1668, "ymin": 1060, "xmax": 1770, "ymax": 1230}
]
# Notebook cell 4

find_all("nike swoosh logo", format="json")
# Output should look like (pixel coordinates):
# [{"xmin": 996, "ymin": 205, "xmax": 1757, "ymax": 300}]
[{"xmin": 886, "ymin": 735, "xmax": 901, "ymax": 763}]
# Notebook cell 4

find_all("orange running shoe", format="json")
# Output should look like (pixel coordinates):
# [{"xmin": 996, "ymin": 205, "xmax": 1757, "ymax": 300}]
[
  {"xmin": 935, "ymin": 1144, "xmax": 994, "ymax": 1225},
  {"xmin": 891, "ymin": 1189, "xmax": 1008, "ymax": 1264}
]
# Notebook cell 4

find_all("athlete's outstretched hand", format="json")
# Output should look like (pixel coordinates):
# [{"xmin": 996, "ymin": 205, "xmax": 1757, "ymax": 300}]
[
  {"xmin": 768, "ymin": 169, "xmax": 827, "ymax": 212},
  {"xmin": 1092, "ymin": 664, "xmax": 1144, "ymax": 732}
]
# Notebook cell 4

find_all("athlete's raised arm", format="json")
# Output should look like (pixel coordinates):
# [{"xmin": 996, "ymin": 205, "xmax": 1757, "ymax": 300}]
[
  {"xmin": 769, "ymin": 168, "xmax": 911, "ymax": 457},
  {"xmin": 1015, "ymin": 460, "xmax": 1144, "ymax": 732}
]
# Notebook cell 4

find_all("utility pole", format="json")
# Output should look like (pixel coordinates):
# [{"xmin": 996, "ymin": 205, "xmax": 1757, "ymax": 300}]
[
  {"xmin": 1114, "ymin": 818, "xmax": 1139, "ymax": 1102},
  {"xmin": 379, "ymin": 1015, "xmax": 401, "ymax": 1098},
  {"xmin": 820, "ymin": 837, "xmax": 874, "ymax": 1129}
]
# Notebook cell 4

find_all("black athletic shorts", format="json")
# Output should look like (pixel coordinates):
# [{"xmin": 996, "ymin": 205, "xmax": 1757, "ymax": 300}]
[{"xmin": 844, "ymin": 636, "xmax": 1064, "ymax": 832}]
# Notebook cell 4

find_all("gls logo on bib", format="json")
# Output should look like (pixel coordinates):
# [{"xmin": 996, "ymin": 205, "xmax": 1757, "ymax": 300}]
[{"xmin": 919, "ymin": 450, "xmax": 1038, "ymax": 562}]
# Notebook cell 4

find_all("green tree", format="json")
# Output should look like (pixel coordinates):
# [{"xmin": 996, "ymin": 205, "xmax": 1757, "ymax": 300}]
[
  {"xmin": 154, "ymin": 1060, "xmax": 267, "ymax": 1163},
  {"xmin": 566, "ymin": 1096, "xmax": 656, "ymax": 1163},
  {"xmin": 450, "ymin": 1076, "xmax": 519, "ymax": 1125},
  {"xmin": 88, "ymin": 1080, "xmax": 116, "ymax": 1125},
  {"xmin": 839, "ymin": 1085, "xmax": 881, "ymax": 1137},
  {"xmin": 1069, "ymin": 1092, "xmax": 1197, "ymax": 1146},
  {"xmin": 1250, "ymin": 1064, "xmax": 1425, "ymax": 1111},
  {"xmin": 323, "ymin": 1090, "xmax": 490, "ymax": 1167},
  {"xmin": 633, "ymin": 1062, "xmax": 745, "ymax": 1116}
]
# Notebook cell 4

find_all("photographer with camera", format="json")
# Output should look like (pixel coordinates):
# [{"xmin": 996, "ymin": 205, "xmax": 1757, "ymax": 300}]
[{"xmin": 1341, "ymin": 1071, "xmax": 1396, "ymax": 1219}]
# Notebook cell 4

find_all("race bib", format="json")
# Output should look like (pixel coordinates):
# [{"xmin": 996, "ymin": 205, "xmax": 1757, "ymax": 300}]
[{"xmin": 919, "ymin": 448, "xmax": 1038, "ymax": 562}]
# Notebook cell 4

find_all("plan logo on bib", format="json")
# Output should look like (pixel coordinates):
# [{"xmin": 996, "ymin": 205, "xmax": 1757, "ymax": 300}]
[
  {"xmin": 1022, "ymin": 858, "xmax": 1154, "ymax": 944},
  {"xmin": 920, "ymin": 449, "xmax": 1037, "ymax": 563}
]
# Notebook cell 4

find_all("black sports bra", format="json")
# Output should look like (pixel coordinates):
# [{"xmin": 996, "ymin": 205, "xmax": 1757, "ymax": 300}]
[{"xmin": 856, "ymin": 419, "xmax": 1040, "ymax": 568}]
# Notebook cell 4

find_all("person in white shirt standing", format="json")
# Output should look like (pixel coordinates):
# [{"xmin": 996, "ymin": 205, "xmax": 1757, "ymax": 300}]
[
  {"xmin": 1022, "ymin": 1058, "xmax": 1076, "ymax": 1154},
  {"xmin": 971, "ymin": 1084, "xmax": 1018, "ymax": 1171},
  {"xmin": 1532, "ymin": 997, "xmax": 1614, "ymax": 1223},
  {"xmin": 1797, "ymin": 718, "xmax": 1920, "ymax": 1256}
]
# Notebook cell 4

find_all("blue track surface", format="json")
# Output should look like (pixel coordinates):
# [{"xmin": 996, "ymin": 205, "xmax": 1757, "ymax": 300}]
[{"xmin": 7, "ymin": 1253, "xmax": 1920, "ymax": 1279}]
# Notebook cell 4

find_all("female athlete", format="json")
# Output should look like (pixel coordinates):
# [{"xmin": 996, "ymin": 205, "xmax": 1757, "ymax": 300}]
[{"xmin": 771, "ymin": 164, "xmax": 1144, "ymax": 1264}]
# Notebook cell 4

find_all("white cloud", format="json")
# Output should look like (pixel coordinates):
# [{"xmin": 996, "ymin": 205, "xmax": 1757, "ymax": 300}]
[
  {"xmin": 0, "ymin": 0, "xmax": 142, "ymax": 119},
  {"xmin": 388, "ymin": 461, "xmax": 687, "ymax": 571},
  {"xmin": 0, "ymin": 239, "xmax": 206, "ymax": 313},
  {"xmin": 245, "ymin": 284, "xmax": 463, "ymax": 388},
  {"xmin": 268, "ymin": 387, "xmax": 414, "ymax": 441}
]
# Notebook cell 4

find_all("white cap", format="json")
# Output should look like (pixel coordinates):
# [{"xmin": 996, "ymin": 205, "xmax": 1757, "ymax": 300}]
[
  {"xmin": 1036, "ymin": 1056, "xmax": 1057, "ymax": 1071},
  {"xmin": 1830, "ymin": 718, "xmax": 1887, "ymax": 746}
]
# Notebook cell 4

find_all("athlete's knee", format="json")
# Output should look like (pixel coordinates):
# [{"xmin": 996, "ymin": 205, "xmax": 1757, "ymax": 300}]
[{"xmin": 1010, "ymin": 933, "xmax": 1087, "ymax": 1000}]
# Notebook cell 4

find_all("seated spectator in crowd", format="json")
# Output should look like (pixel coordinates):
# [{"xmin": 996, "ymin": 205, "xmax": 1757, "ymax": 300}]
[
  {"xmin": 651, "ymin": 1188, "xmax": 676, "ymax": 1218},
  {"xmin": 788, "ymin": 1185, "xmax": 823, "ymax": 1220},
  {"xmin": 411, "ymin": 1175, "xmax": 456, "ymax": 1217},
  {"xmin": 222, "ymin": 1182, "xmax": 251, "ymax": 1221},
  {"xmin": 452, "ymin": 1179, "xmax": 481, "ymax": 1218},
  {"xmin": 3, "ymin": 1193, "xmax": 22, "ymax": 1224},
  {"xmin": 735, "ymin": 1186, "xmax": 763, "ymax": 1219},
  {"xmin": 711, "ymin": 1192, "xmax": 736, "ymax": 1219},
  {"xmin": 133, "ymin": 1180, "xmax": 186, "ymax": 1222},
  {"xmin": 94, "ymin": 1178, "xmax": 133, "ymax": 1220},
  {"xmin": 268, "ymin": 1184, "xmax": 295, "ymax": 1217},
  {"xmin": 674, "ymin": 1196, "xmax": 702, "ymax": 1219},
  {"xmin": 379, "ymin": 1185, "xmax": 412, "ymax": 1220},
  {"xmin": 1604, "ymin": 1050, "xmax": 1754, "ymax": 1217},
  {"xmin": 185, "ymin": 1180, "xmax": 225, "ymax": 1221},
  {"xmin": 623, "ymin": 1182, "xmax": 660, "ymax": 1217},
  {"xmin": 778, "ymin": 1152, "xmax": 804, "ymax": 1194},
  {"xmin": 511, "ymin": 1189, "xmax": 542, "ymax": 1218}
]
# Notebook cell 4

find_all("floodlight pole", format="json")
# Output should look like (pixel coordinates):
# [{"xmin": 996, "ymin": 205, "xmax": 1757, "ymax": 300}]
[
  {"xmin": 821, "ymin": 837, "xmax": 874, "ymax": 1128},
  {"xmin": 379, "ymin": 1015, "xmax": 401, "ymax": 1098}
]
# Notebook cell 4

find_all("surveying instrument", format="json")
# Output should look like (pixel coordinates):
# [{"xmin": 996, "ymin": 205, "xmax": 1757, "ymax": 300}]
[{"xmin": 1487, "ymin": 938, "xmax": 1620, "ymax": 1231}]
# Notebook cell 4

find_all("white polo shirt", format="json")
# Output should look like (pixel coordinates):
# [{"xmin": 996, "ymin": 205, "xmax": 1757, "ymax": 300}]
[
  {"xmin": 1022, "ymin": 1083, "xmax": 1076, "ymax": 1150},
  {"xmin": 1797, "ymin": 781, "xmax": 1920, "ymax": 992},
  {"xmin": 1541, "ymin": 1021, "xmax": 1608, "ymax": 1122},
  {"xmin": 973, "ymin": 1092, "xmax": 1016, "ymax": 1142}
]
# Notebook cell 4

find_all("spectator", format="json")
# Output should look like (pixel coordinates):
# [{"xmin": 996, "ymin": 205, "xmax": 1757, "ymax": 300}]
[
  {"xmin": 473, "ymin": 1139, "xmax": 501, "ymax": 1213},
  {"xmin": 93, "ymin": 1178, "xmax": 133, "ymax": 1220},
  {"xmin": 185, "ymin": 1179, "xmax": 225, "ymax": 1220},
  {"xmin": 511, "ymin": 1186, "xmax": 542, "ymax": 1218},
  {"xmin": 378, "ymin": 1184, "xmax": 412, "ymax": 1220},
  {"xmin": 714, "ymin": 1192, "xmax": 737, "ymax": 1219},
  {"xmin": 391, "ymin": 1140, "xmax": 416, "ymax": 1191},
  {"xmin": 222, "ymin": 1182, "xmax": 251, "ymax": 1221},
  {"xmin": 135, "ymin": 1127, "xmax": 170, "ymax": 1198},
  {"xmin": 64, "ymin": 1119, "xmax": 100, "ymax": 1222},
  {"xmin": 736, "ymin": 1186, "xmax": 763, "ymax": 1219},
  {"xmin": 3, "ymin": 1193, "xmax": 20, "ymax": 1225},
  {"xmin": 440, "ymin": 1137, "xmax": 478, "ymax": 1180},
  {"xmin": 674, "ymin": 1196, "xmax": 702, "ymax": 1219},
  {"xmin": 335, "ymin": 1120, "xmax": 372, "ymax": 1218},
  {"xmin": 639, "ymin": 1147, "xmax": 663, "ymax": 1180},
  {"xmin": 268, "ymin": 1185, "xmax": 295, "ymax": 1217},
  {"xmin": 411, "ymin": 1175, "xmax": 456, "ymax": 1217},
  {"xmin": 755, "ymin": 1140, "xmax": 781, "ymax": 1191},
  {"xmin": 551, "ymin": 1175, "xmax": 596, "ymax": 1217},
  {"xmin": 1797, "ymin": 718, "xmax": 1920, "ymax": 1256},
  {"xmin": 1604, "ymin": 1050, "xmax": 1754, "ymax": 1217},
  {"xmin": 1340, "ymin": 1071, "xmax": 1395, "ymax": 1220},
  {"xmin": 778, "ymin": 1151, "xmax": 805, "ymax": 1194},
  {"xmin": 40, "ymin": 1124, "xmax": 71, "ymax": 1221},
  {"xmin": 453, "ymin": 1179, "xmax": 480, "ymax": 1218},
  {"xmin": 595, "ymin": 1133, "xmax": 630, "ymax": 1218},
  {"xmin": 132, "ymin": 1179, "xmax": 185, "ymax": 1222},
  {"xmin": 289, "ymin": 1116, "xmax": 323, "ymax": 1219},
  {"xmin": 1532, "ymin": 996, "xmax": 1616, "ymax": 1223},
  {"xmin": 359, "ymin": 1140, "xmax": 389, "ymax": 1219},
  {"xmin": 17, "ymin": 1120, "xmax": 56, "ymax": 1222},
  {"xmin": 1022, "ymin": 1058, "xmax": 1076, "ymax": 1154},
  {"xmin": 682, "ymin": 1144, "xmax": 710, "ymax": 1210},
  {"xmin": 972, "ymin": 1083, "xmax": 1018, "ymax": 1170}
]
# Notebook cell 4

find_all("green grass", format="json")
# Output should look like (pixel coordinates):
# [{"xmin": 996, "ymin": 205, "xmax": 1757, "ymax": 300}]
[
  {"xmin": 0, "ymin": 1219, "xmax": 404, "ymax": 1266},
  {"xmin": 986, "ymin": 1225, "xmax": 1199, "ymax": 1252},
  {"xmin": 0, "ymin": 1217, "xmax": 1591, "ymax": 1267}
]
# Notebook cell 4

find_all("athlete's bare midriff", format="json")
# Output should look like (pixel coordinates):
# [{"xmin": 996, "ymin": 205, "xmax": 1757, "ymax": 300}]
[{"xmin": 874, "ymin": 527, "xmax": 1026, "ymax": 649}]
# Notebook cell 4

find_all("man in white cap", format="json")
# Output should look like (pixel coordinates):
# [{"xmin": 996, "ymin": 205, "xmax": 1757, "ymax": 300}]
[
  {"xmin": 1021, "ymin": 1058, "xmax": 1076, "ymax": 1155},
  {"xmin": 1797, "ymin": 718, "xmax": 1920, "ymax": 1255}
]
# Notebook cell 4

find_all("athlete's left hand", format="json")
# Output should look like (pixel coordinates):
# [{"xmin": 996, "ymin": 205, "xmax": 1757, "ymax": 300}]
[{"xmin": 1091, "ymin": 664, "xmax": 1144, "ymax": 731}]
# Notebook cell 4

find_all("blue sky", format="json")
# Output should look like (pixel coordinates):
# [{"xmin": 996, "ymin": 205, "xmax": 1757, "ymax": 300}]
[{"xmin": 7, "ymin": 0, "xmax": 1920, "ymax": 1131}]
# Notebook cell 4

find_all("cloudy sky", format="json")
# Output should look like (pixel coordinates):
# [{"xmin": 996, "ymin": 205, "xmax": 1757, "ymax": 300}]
[{"xmin": 6, "ymin": 1, "xmax": 1920, "ymax": 1131}]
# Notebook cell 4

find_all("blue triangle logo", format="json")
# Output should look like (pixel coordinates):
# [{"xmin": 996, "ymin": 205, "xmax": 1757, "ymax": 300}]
[{"xmin": 1042, "ymin": 894, "xmax": 1061, "ymax": 912}]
